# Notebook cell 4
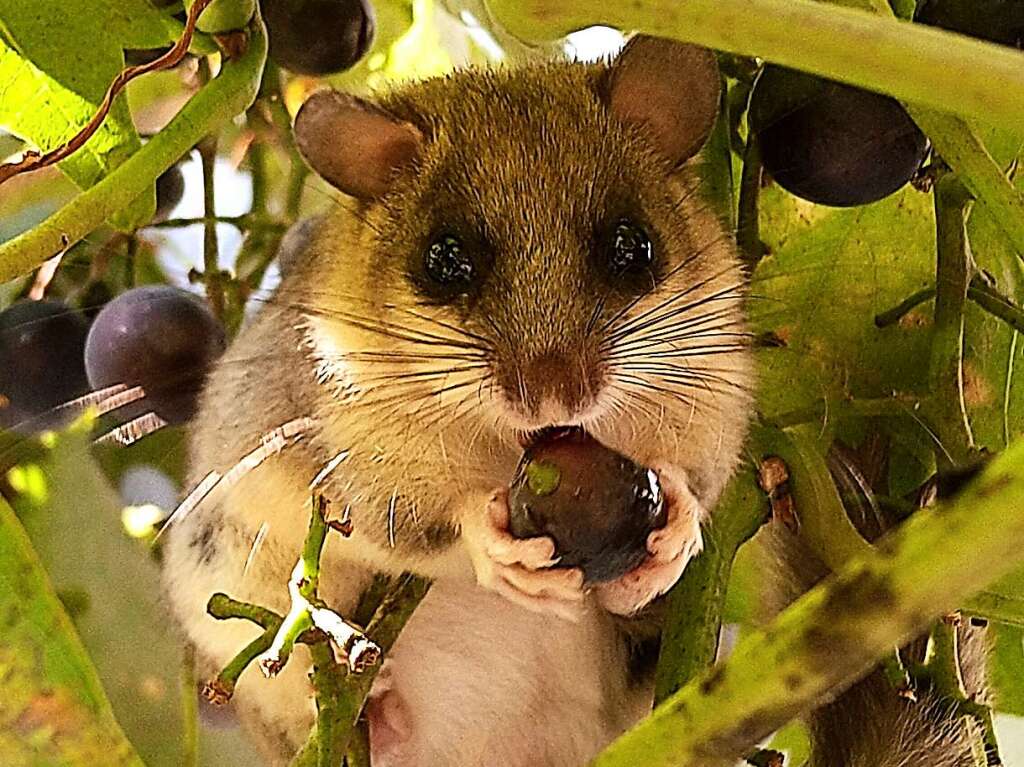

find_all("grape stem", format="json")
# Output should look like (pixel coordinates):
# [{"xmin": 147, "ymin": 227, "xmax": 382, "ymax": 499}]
[
  {"xmin": 485, "ymin": 0, "xmax": 1024, "ymax": 131},
  {"xmin": 927, "ymin": 173, "xmax": 976, "ymax": 467},
  {"xmin": 257, "ymin": 495, "xmax": 381, "ymax": 678},
  {"xmin": 203, "ymin": 495, "xmax": 430, "ymax": 767},
  {"xmin": 196, "ymin": 61, "xmax": 225, "ymax": 322}
]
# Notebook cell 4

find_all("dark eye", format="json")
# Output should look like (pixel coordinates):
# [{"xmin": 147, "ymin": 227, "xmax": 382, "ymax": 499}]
[
  {"xmin": 608, "ymin": 220, "xmax": 653, "ymax": 275},
  {"xmin": 425, "ymin": 234, "xmax": 474, "ymax": 287}
]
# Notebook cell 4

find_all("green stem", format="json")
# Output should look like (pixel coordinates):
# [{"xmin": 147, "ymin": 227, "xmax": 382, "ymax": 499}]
[
  {"xmin": 0, "ymin": 10, "xmax": 268, "ymax": 283},
  {"xmin": 181, "ymin": 649, "xmax": 199, "ymax": 767},
  {"xmin": 590, "ymin": 435, "xmax": 1024, "ymax": 767},
  {"xmin": 654, "ymin": 464, "xmax": 766, "ymax": 702},
  {"xmin": 287, "ymin": 575, "xmax": 431, "ymax": 766},
  {"xmin": 908, "ymin": 110, "xmax": 1024, "ymax": 260},
  {"xmin": 766, "ymin": 425, "xmax": 874, "ymax": 570},
  {"xmin": 874, "ymin": 287, "xmax": 936, "ymax": 328},
  {"xmin": 146, "ymin": 214, "xmax": 284, "ymax": 230},
  {"xmin": 487, "ymin": 0, "xmax": 1024, "ymax": 131},
  {"xmin": 206, "ymin": 592, "xmax": 281, "ymax": 627},
  {"xmin": 873, "ymin": 278, "xmax": 1024, "ymax": 335},
  {"xmin": 300, "ymin": 494, "xmax": 330, "ymax": 600},
  {"xmin": 736, "ymin": 134, "xmax": 766, "ymax": 269},
  {"xmin": 197, "ymin": 129, "xmax": 223, "ymax": 320},
  {"xmin": 309, "ymin": 642, "xmax": 348, "ymax": 767},
  {"xmin": 207, "ymin": 623, "xmax": 281, "ymax": 702},
  {"xmin": 699, "ymin": 87, "xmax": 735, "ymax": 228},
  {"xmin": 928, "ymin": 174, "xmax": 976, "ymax": 466},
  {"xmin": 968, "ymin": 279, "xmax": 1024, "ymax": 335}
]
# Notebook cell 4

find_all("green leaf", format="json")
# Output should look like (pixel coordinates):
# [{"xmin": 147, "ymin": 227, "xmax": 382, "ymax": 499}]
[
  {"xmin": 0, "ymin": 0, "xmax": 180, "ymax": 227},
  {"xmin": 0, "ymin": 494, "xmax": 144, "ymax": 767},
  {"xmin": 991, "ymin": 625, "xmax": 1024, "ymax": 718},
  {"xmin": 10, "ymin": 428, "xmax": 186, "ymax": 765},
  {"xmin": 751, "ymin": 185, "xmax": 937, "ymax": 419}
]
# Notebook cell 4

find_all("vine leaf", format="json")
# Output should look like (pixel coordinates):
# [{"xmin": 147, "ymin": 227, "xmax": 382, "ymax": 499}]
[
  {"xmin": 0, "ymin": 0, "xmax": 180, "ymax": 229},
  {"xmin": 990, "ymin": 624, "xmax": 1024, "ymax": 718},
  {"xmin": 0, "ymin": 493, "xmax": 144, "ymax": 767}
]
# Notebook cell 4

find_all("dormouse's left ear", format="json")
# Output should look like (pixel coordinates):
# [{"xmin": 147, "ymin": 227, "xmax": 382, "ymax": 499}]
[{"xmin": 600, "ymin": 35, "xmax": 721, "ymax": 166}]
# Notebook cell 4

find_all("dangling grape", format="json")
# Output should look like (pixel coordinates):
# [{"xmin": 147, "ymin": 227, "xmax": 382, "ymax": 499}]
[
  {"xmin": 0, "ymin": 300, "xmax": 90, "ymax": 434},
  {"xmin": 153, "ymin": 165, "xmax": 186, "ymax": 224},
  {"xmin": 748, "ymin": 66, "xmax": 929, "ymax": 207},
  {"xmin": 916, "ymin": 0, "xmax": 1024, "ymax": 48},
  {"xmin": 261, "ymin": 0, "xmax": 375, "ymax": 76},
  {"xmin": 85, "ymin": 287, "xmax": 226, "ymax": 425}
]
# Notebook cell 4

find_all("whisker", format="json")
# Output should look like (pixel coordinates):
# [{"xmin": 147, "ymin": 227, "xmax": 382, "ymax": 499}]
[
  {"xmin": 94, "ymin": 411, "xmax": 169, "ymax": 446},
  {"xmin": 156, "ymin": 416, "xmax": 315, "ymax": 539}
]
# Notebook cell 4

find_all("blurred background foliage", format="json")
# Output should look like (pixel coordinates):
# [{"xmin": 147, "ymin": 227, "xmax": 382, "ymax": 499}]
[{"xmin": 3, "ymin": 0, "xmax": 1024, "ymax": 765}]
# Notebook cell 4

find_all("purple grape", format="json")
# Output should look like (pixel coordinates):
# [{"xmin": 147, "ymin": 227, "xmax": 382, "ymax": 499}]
[
  {"xmin": 262, "ymin": 0, "xmax": 375, "ymax": 76},
  {"xmin": 916, "ymin": 0, "xmax": 1024, "ymax": 48},
  {"xmin": 153, "ymin": 165, "xmax": 185, "ymax": 223},
  {"xmin": 508, "ymin": 428, "xmax": 666, "ymax": 584},
  {"xmin": 749, "ymin": 66, "xmax": 929, "ymax": 207},
  {"xmin": 85, "ymin": 287, "xmax": 225, "ymax": 425},
  {"xmin": 0, "ymin": 300, "xmax": 90, "ymax": 434}
]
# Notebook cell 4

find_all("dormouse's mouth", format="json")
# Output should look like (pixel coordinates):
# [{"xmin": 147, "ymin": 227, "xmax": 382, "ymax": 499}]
[{"xmin": 517, "ymin": 425, "xmax": 587, "ymax": 450}]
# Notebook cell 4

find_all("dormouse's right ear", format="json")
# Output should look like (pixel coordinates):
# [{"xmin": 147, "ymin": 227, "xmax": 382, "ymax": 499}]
[
  {"xmin": 600, "ymin": 35, "xmax": 721, "ymax": 167},
  {"xmin": 293, "ymin": 90, "xmax": 424, "ymax": 200}
]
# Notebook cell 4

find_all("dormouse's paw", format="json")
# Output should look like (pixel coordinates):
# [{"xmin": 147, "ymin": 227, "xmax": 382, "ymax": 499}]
[
  {"xmin": 594, "ymin": 465, "xmax": 705, "ymax": 616},
  {"xmin": 462, "ymin": 488, "xmax": 586, "ymax": 622}
]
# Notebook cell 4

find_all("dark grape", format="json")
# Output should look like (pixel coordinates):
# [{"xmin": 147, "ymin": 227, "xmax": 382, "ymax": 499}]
[
  {"xmin": 261, "ymin": 0, "xmax": 375, "ymax": 76},
  {"xmin": 0, "ymin": 300, "xmax": 90, "ymax": 434},
  {"xmin": 84, "ymin": 287, "xmax": 226, "ymax": 425},
  {"xmin": 915, "ymin": 0, "xmax": 1024, "ymax": 48},
  {"xmin": 153, "ymin": 165, "xmax": 185, "ymax": 223},
  {"xmin": 748, "ymin": 66, "xmax": 929, "ymax": 207},
  {"xmin": 508, "ymin": 428, "xmax": 665, "ymax": 584}
]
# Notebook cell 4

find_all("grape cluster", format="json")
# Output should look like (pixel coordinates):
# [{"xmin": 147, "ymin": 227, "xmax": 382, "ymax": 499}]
[
  {"xmin": 0, "ymin": 287, "xmax": 225, "ymax": 435},
  {"xmin": 748, "ymin": 4, "xmax": 1020, "ymax": 208}
]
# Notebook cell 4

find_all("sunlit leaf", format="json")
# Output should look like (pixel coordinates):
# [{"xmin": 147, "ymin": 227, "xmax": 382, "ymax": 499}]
[
  {"xmin": 0, "ymin": 494, "xmax": 144, "ymax": 767},
  {"xmin": 0, "ymin": 0, "xmax": 181, "ymax": 228}
]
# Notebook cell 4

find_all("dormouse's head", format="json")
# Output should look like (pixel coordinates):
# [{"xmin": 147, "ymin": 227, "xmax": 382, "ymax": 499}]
[{"xmin": 292, "ymin": 35, "xmax": 753, "ymax": 479}]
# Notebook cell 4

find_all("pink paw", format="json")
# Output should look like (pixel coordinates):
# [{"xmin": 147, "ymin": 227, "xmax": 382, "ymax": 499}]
[
  {"xmin": 594, "ymin": 465, "xmax": 705, "ymax": 616},
  {"xmin": 366, "ymin": 664, "xmax": 411, "ymax": 767},
  {"xmin": 462, "ymin": 489, "xmax": 586, "ymax": 622}
]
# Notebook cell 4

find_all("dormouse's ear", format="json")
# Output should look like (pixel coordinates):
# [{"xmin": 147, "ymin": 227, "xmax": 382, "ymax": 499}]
[
  {"xmin": 601, "ymin": 35, "xmax": 721, "ymax": 166},
  {"xmin": 293, "ymin": 90, "xmax": 423, "ymax": 199}
]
